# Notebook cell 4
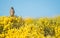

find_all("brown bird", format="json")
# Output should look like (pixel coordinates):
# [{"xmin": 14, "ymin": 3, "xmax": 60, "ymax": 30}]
[{"xmin": 10, "ymin": 7, "xmax": 15, "ymax": 17}]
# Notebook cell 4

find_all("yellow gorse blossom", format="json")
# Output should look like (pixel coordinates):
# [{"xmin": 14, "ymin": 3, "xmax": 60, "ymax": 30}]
[{"xmin": 0, "ymin": 16, "xmax": 60, "ymax": 38}]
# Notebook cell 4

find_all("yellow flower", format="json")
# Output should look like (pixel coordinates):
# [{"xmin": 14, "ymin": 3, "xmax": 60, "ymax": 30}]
[
  {"xmin": 0, "ymin": 16, "xmax": 60, "ymax": 38},
  {"xmin": 24, "ymin": 17, "xmax": 33, "ymax": 24}
]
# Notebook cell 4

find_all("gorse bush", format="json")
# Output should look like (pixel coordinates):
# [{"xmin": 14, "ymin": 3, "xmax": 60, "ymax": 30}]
[{"xmin": 0, "ymin": 16, "xmax": 60, "ymax": 38}]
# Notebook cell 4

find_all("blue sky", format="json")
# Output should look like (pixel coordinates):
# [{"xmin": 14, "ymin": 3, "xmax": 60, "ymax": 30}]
[{"xmin": 0, "ymin": 0, "xmax": 60, "ymax": 17}]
